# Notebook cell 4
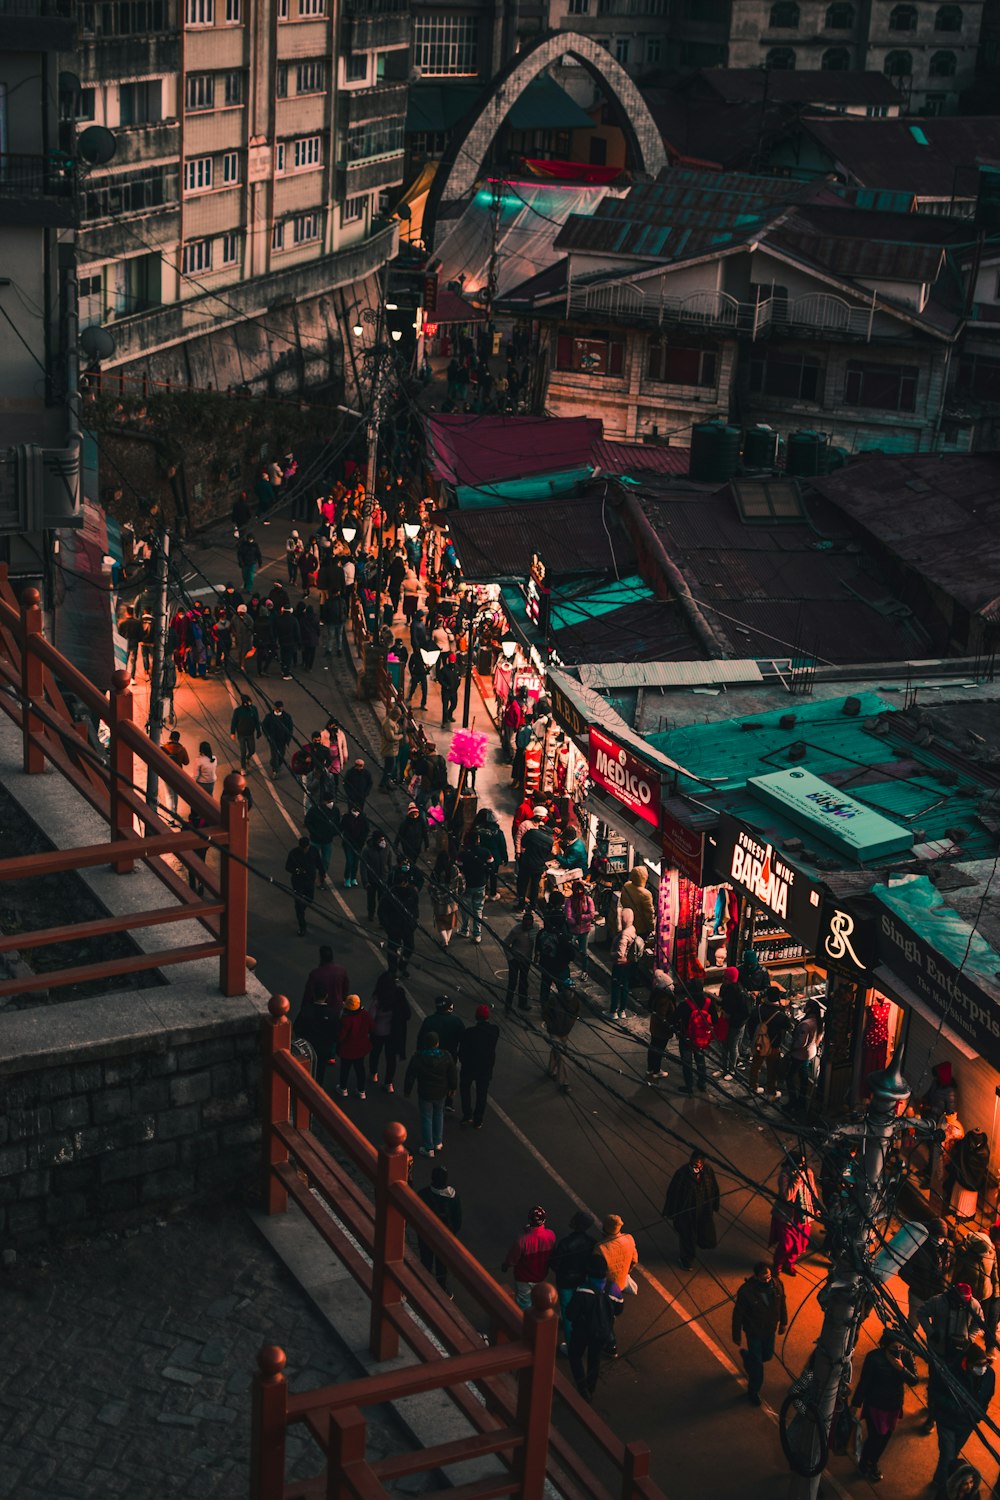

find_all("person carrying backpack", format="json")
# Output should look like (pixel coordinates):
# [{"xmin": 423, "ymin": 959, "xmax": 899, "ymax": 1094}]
[
  {"xmin": 610, "ymin": 909, "xmax": 644, "ymax": 1019},
  {"xmin": 676, "ymin": 979, "xmax": 715, "ymax": 1095},
  {"xmin": 535, "ymin": 898, "xmax": 574, "ymax": 1010}
]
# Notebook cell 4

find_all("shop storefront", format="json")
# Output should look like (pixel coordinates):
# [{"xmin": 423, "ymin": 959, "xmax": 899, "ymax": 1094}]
[{"xmin": 655, "ymin": 800, "xmax": 734, "ymax": 980}]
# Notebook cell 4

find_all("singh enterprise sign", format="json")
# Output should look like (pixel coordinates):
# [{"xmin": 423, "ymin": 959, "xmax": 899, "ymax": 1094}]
[{"xmin": 876, "ymin": 903, "xmax": 1000, "ymax": 1068}]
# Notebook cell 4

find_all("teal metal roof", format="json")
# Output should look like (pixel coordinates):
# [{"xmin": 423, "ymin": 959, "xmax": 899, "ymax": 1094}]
[
  {"xmin": 548, "ymin": 574, "xmax": 653, "ymax": 632},
  {"xmin": 650, "ymin": 694, "xmax": 998, "ymax": 868}
]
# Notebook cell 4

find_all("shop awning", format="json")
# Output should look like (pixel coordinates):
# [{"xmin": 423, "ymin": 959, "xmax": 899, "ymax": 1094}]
[
  {"xmin": 507, "ymin": 77, "xmax": 595, "ymax": 132},
  {"xmin": 522, "ymin": 158, "xmax": 623, "ymax": 184},
  {"xmin": 432, "ymin": 289, "xmax": 487, "ymax": 326}
]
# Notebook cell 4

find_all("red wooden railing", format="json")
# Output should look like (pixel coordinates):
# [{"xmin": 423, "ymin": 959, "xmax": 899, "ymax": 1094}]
[
  {"xmin": 255, "ymin": 995, "xmax": 668, "ymax": 1500},
  {"xmin": 0, "ymin": 568, "xmax": 249, "ymax": 996}
]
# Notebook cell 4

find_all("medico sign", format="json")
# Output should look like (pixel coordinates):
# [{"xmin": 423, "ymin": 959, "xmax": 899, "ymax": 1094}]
[{"xmin": 588, "ymin": 727, "xmax": 661, "ymax": 830}]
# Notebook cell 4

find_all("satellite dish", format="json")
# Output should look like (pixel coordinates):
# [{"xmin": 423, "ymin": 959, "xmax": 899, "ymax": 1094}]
[
  {"xmin": 80, "ymin": 325, "xmax": 117, "ymax": 362},
  {"xmin": 59, "ymin": 71, "xmax": 82, "ymax": 94},
  {"xmin": 77, "ymin": 126, "xmax": 117, "ymax": 167}
]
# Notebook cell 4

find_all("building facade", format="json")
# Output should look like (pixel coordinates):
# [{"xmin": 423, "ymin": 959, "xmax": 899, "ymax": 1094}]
[{"xmin": 65, "ymin": 0, "xmax": 409, "ymax": 392}]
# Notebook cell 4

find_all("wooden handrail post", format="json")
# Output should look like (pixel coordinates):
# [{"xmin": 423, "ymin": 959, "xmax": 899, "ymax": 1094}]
[
  {"xmin": 250, "ymin": 1344, "xmax": 288, "ymax": 1500},
  {"xmin": 326, "ymin": 1406, "xmax": 367, "ymax": 1500},
  {"xmin": 623, "ymin": 1442, "xmax": 651, "ymax": 1500},
  {"xmin": 262, "ymin": 995, "xmax": 292, "ymax": 1216},
  {"xmin": 514, "ymin": 1283, "xmax": 559, "ymax": 1499},
  {"xmin": 20, "ymin": 587, "xmax": 44, "ymax": 775},
  {"xmin": 369, "ymin": 1121, "xmax": 409, "ymax": 1362},
  {"xmin": 219, "ymin": 770, "xmax": 249, "ymax": 996},
  {"xmin": 108, "ymin": 669, "xmax": 135, "ymax": 873}
]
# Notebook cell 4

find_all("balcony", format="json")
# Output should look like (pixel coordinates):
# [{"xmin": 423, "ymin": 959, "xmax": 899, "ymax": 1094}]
[
  {"xmin": 341, "ymin": 0, "xmax": 410, "ymax": 51},
  {"xmin": 339, "ymin": 80, "xmax": 409, "ymax": 127},
  {"xmin": 567, "ymin": 282, "xmax": 880, "ymax": 341},
  {"xmin": 0, "ymin": 0, "xmax": 74, "ymax": 50},
  {"xmin": 111, "ymin": 120, "xmax": 181, "ymax": 169},
  {"xmin": 104, "ymin": 219, "xmax": 399, "ymax": 365},
  {"xmin": 77, "ymin": 31, "xmax": 180, "ymax": 84},
  {"xmin": 0, "ymin": 152, "xmax": 77, "ymax": 228},
  {"xmin": 337, "ymin": 153, "xmax": 406, "ymax": 196}
]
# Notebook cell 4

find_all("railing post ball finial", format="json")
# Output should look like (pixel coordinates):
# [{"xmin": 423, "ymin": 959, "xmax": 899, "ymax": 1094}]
[
  {"xmin": 383, "ymin": 1120, "xmax": 408, "ymax": 1153},
  {"xmin": 223, "ymin": 769, "xmax": 248, "ymax": 800},
  {"xmin": 111, "ymin": 668, "xmax": 131, "ymax": 693},
  {"xmin": 530, "ymin": 1281, "xmax": 559, "ymax": 1317},
  {"xmin": 20, "ymin": 587, "xmax": 41, "ymax": 610},
  {"xmin": 268, "ymin": 994, "xmax": 291, "ymax": 1022},
  {"xmin": 257, "ymin": 1345, "xmax": 287, "ymax": 1382}
]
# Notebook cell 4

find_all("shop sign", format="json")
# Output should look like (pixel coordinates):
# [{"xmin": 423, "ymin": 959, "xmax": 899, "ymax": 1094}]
[
  {"xmin": 547, "ymin": 677, "xmax": 588, "ymax": 740},
  {"xmin": 661, "ymin": 804, "xmax": 705, "ymax": 885},
  {"xmin": 525, "ymin": 553, "xmax": 551, "ymax": 636},
  {"xmin": 816, "ymin": 898, "xmax": 878, "ymax": 977},
  {"xmin": 711, "ymin": 813, "xmax": 823, "ymax": 948},
  {"xmin": 876, "ymin": 905, "xmax": 1000, "ymax": 1068},
  {"xmin": 748, "ymin": 768, "xmax": 913, "ymax": 862},
  {"xmin": 588, "ymin": 727, "xmax": 662, "ymax": 830}
]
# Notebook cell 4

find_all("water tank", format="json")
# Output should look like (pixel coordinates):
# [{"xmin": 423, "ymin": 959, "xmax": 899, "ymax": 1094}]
[
  {"xmin": 827, "ymin": 446, "xmax": 849, "ymax": 473},
  {"xmin": 742, "ymin": 424, "xmax": 778, "ymax": 470},
  {"xmin": 786, "ymin": 429, "xmax": 828, "ymax": 478},
  {"xmin": 689, "ymin": 420, "xmax": 741, "ymax": 483}
]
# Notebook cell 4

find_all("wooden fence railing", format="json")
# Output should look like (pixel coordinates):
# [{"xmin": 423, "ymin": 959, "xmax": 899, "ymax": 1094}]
[
  {"xmin": 0, "ymin": 567, "xmax": 249, "ymax": 996},
  {"xmin": 254, "ymin": 995, "xmax": 668, "ymax": 1500}
]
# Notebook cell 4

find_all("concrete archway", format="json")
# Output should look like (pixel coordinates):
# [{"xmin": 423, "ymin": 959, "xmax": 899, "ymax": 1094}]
[{"xmin": 422, "ymin": 30, "xmax": 668, "ymax": 248}]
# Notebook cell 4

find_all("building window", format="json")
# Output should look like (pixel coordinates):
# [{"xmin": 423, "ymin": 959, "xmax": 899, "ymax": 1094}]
[
  {"xmin": 83, "ymin": 165, "xmax": 172, "ymax": 220},
  {"xmin": 844, "ymin": 361, "xmax": 917, "ymax": 411},
  {"xmin": 185, "ymin": 0, "xmax": 213, "ymax": 23},
  {"xmin": 277, "ymin": 0, "xmax": 288, "ymax": 14},
  {"xmin": 554, "ymin": 330, "xmax": 625, "ymax": 376},
  {"xmin": 184, "ymin": 156, "xmax": 213, "ymax": 192},
  {"xmin": 276, "ymin": 64, "xmax": 289, "ymax": 97},
  {"xmin": 935, "ymin": 3, "xmax": 962, "ymax": 26},
  {"xmin": 884, "ymin": 48, "xmax": 913, "ymax": 75},
  {"xmin": 413, "ymin": 14, "xmax": 479, "ymax": 75},
  {"xmin": 225, "ymin": 0, "xmax": 240, "ymax": 18},
  {"xmin": 344, "ymin": 116, "xmax": 405, "ymax": 161},
  {"xmin": 223, "ymin": 71, "xmax": 244, "ymax": 106},
  {"xmin": 822, "ymin": 46, "xmax": 851, "ymax": 67},
  {"xmin": 342, "ymin": 195, "xmax": 365, "ymax": 223},
  {"xmin": 767, "ymin": 47, "xmax": 796, "ymax": 66},
  {"xmin": 298, "ymin": 0, "xmax": 325, "ymax": 13},
  {"xmin": 345, "ymin": 52, "xmax": 367, "ymax": 81},
  {"xmin": 221, "ymin": 231, "xmax": 240, "ymax": 265},
  {"xmin": 272, "ymin": 221, "xmax": 285, "ymax": 250},
  {"xmin": 889, "ymin": 4, "xmax": 917, "ymax": 28},
  {"xmin": 222, "ymin": 151, "xmax": 239, "ymax": 183},
  {"xmin": 748, "ymin": 351, "xmax": 821, "ymax": 401},
  {"xmin": 275, "ymin": 143, "xmax": 286, "ymax": 171},
  {"xmin": 929, "ymin": 48, "xmax": 957, "ymax": 73},
  {"xmin": 646, "ymin": 35, "xmax": 662, "ymax": 61},
  {"xmin": 825, "ymin": 1, "xmax": 854, "ymax": 23},
  {"xmin": 647, "ymin": 342, "xmax": 717, "ymax": 387},
  {"xmin": 614, "ymin": 37, "xmax": 630, "ymax": 62},
  {"xmin": 182, "ymin": 238, "xmax": 213, "ymax": 274},
  {"xmin": 923, "ymin": 90, "xmax": 948, "ymax": 113},
  {"xmin": 292, "ymin": 211, "xmax": 319, "ymax": 244},
  {"xmin": 292, "ymin": 135, "xmax": 322, "ymax": 168},
  {"xmin": 957, "ymin": 353, "xmax": 1000, "ymax": 402},
  {"xmin": 61, "ymin": 85, "xmax": 96, "ymax": 122},
  {"xmin": 186, "ymin": 73, "xmax": 215, "ymax": 110},
  {"xmin": 79, "ymin": 272, "xmax": 103, "ymax": 300},
  {"xmin": 119, "ymin": 79, "xmax": 162, "ymax": 125},
  {"xmin": 408, "ymin": 130, "xmax": 447, "ymax": 157},
  {"xmin": 769, "ymin": 1, "xmax": 799, "ymax": 25},
  {"xmin": 568, "ymin": 0, "xmax": 589, "ymax": 11},
  {"xmin": 80, "ymin": 0, "xmax": 170, "ymax": 33},
  {"xmin": 296, "ymin": 60, "xmax": 326, "ymax": 92},
  {"xmin": 867, "ymin": 103, "xmax": 889, "ymax": 116}
]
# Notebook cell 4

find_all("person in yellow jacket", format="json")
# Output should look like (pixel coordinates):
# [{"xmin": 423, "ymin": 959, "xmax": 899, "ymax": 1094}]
[
  {"xmin": 620, "ymin": 866, "xmax": 654, "ymax": 940},
  {"xmin": 597, "ymin": 1213, "xmax": 638, "ymax": 1293}
]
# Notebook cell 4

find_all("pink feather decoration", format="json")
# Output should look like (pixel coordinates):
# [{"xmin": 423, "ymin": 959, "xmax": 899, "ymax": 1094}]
[{"xmin": 448, "ymin": 728, "xmax": 488, "ymax": 769}]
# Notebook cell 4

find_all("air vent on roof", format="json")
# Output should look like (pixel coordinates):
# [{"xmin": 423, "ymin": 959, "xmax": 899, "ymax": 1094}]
[{"xmin": 731, "ymin": 478, "xmax": 805, "ymax": 523}]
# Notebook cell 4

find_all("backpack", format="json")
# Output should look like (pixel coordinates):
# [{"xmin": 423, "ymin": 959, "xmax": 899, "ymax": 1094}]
[
  {"xmin": 752, "ymin": 1022, "xmax": 772, "ymax": 1058},
  {"xmin": 538, "ymin": 927, "xmax": 569, "ymax": 972},
  {"xmin": 626, "ymin": 933, "xmax": 646, "ymax": 964},
  {"xmin": 686, "ymin": 1001, "xmax": 714, "ymax": 1050}
]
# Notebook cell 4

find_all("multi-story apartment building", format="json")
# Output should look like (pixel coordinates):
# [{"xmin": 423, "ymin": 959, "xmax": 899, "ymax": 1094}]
[
  {"xmin": 508, "ymin": 169, "xmax": 997, "ymax": 455},
  {"xmin": 670, "ymin": 0, "xmax": 983, "ymax": 114},
  {"xmin": 66, "ymin": 0, "xmax": 410, "ymax": 392}
]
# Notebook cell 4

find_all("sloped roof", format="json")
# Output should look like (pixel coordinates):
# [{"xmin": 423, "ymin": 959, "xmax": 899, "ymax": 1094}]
[
  {"xmin": 692, "ymin": 68, "xmax": 903, "ymax": 107},
  {"xmin": 425, "ymin": 414, "xmax": 601, "ymax": 488},
  {"xmin": 449, "ymin": 493, "xmax": 634, "ymax": 579},
  {"xmin": 592, "ymin": 440, "xmax": 691, "ymax": 476},
  {"xmin": 798, "ymin": 116, "xmax": 1000, "ymax": 195}
]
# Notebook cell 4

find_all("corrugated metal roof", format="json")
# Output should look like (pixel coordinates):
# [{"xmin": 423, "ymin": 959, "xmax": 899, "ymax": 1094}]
[
  {"xmin": 447, "ymin": 493, "xmax": 636, "ymax": 580},
  {"xmin": 578, "ymin": 659, "xmax": 764, "ymax": 690},
  {"xmin": 592, "ymin": 441, "xmax": 691, "ymax": 476}
]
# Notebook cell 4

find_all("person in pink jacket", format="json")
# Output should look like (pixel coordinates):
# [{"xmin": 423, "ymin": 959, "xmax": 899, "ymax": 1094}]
[{"xmin": 566, "ymin": 880, "xmax": 597, "ymax": 974}]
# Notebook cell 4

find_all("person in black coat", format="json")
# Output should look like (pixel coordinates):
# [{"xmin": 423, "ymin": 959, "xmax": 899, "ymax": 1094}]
[
  {"xmin": 458, "ymin": 1004, "xmax": 500, "ymax": 1128},
  {"xmin": 344, "ymin": 758, "xmax": 373, "ymax": 810},
  {"xmin": 285, "ymin": 835, "xmax": 326, "ymax": 936},
  {"xmin": 663, "ymin": 1151, "xmax": 721, "ymax": 1271},
  {"xmin": 378, "ymin": 865, "xmax": 420, "ymax": 977},
  {"xmin": 550, "ymin": 1212, "xmax": 596, "ymax": 1347},
  {"xmin": 852, "ymin": 1328, "xmax": 917, "ymax": 1482},
  {"xmin": 275, "ymin": 606, "xmax": 301, "ymax": 679},
  {"xmin": 261, "ymin": 700, "xmax": 294, "ymax": 776},
  {"xmin": 733, "ymin": 1262, "xmax": 788, "ymax": 1405},
  {"xmin": 417, "ymin": 1165, "xmax": 463, "ymax": 1293},
  {"xmin": 437, "ymin": 654, "xmax": 460, "ymax": 724},
  {"xmin": 933, "ymin": 1343, "xmax": 996, "ymax": 1496},
  {"xmin": 566, "ymin": 1255, "xmax": 617, "ymax": 1401},
  {"xmin": 294, "ymin": 988, "xmax": 339, "ymax": 1091}
]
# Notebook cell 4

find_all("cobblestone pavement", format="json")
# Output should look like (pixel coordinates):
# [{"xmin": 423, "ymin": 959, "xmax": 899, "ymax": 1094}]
[{"xmin": 0, "ymin": 1199, "xmax": 403, "ymax": 1499}]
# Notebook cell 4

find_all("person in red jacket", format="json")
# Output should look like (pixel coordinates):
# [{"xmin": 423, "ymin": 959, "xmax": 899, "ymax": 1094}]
[
  {"xmin": 502, "ymin": 1205, "xmax": 556, "ymax": 1309},
  {"xmin": 336, "ymin": 993, "xmax": 372, "ymax": 1099}
]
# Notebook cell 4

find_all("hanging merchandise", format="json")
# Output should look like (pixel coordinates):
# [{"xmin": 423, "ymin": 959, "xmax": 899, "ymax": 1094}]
[
  {"xmin": 673, "ymin": 876, "xmax": 705, "ymax": 982},
  {"xmin": 656, "ymin": 868, "xmax": 675, "ymax": 971},
  {"xmin": 522, "ymin": 739, "xmax": 543, "ymax": 796}
]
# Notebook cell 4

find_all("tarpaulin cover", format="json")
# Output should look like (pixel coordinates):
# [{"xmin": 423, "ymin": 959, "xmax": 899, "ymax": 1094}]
[
  {"xmin": 432, "ymin": 289, "xmax": 487, "ymax": 325},
  {"xmin": 522, "ymin": 158, "xmax": 623, "ymax": 184},
  {"xmin": 426, "ymin": 414, "xmax": 602, "ymax": 488}
]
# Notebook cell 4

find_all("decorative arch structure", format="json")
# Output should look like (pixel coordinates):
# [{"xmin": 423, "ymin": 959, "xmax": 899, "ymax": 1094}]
[{"xmin": 422, "ymin": 31, "xmax": 668, "ymax": 247}]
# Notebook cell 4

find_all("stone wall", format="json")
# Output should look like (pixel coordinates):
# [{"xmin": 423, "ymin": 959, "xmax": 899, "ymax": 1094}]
[{"xmin": 0, "ymin": 1016, "xmax": 262, "ymax": 1247}]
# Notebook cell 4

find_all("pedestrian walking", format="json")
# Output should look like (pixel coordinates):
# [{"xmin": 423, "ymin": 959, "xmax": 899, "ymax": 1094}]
[
  {"xmin": 417, "ymin": 1166, "xmax": 462, "ymax": 1294},
  {"xmin": 437, "ymin": 654, "xmax": 460, "ymax": 723},
  {"xmin": 285, "ymin": 529, "xmax": 304, "ymax": 584},
  {"xmin": 785, "ymin": 998, "xmax": 824, "ymax": 1114},
  {"xmin": 566, "ymin": 881, "xmax": 596, "ymax": 972},
  {"xmin": 609, "ymin": 909, "xmax": 643, "ymax": 1018},
  {"xmin": 305, "ymin": 796, "xmax": 341, "ymax": 879},
  {"xmin": 646, "ymin": 971, "xmax": 675, "ymax": 1082},
  {"xmin": 262, "ymin": 700, "xmax": 294, "ymax": 776},
  {"xmin": 504, "ymin": 910, "xmax": 535, "ymax": 1012},
  {"xmin": 275, "ymin": 605, "xmax": 301, "ymax": 680},
  {"xmin": 543, "ymin": 982, "xmax": 579, "ymax": 1094},
  {"xmin": 379, "ymin": 708, "xmax": 403, "ymax": 790},
  {"xmin": 536, "ymin": 897, "xmax": 573, "ymax": 1010},
  {"xmin": 620, "ymin": 866, "xmax": 654, "ymax": 942},
  {"xmin": 161, "ymin": 729, "xmax": 190, "ymax": 817},
  {"xmin": 344, "ymin": 757, "xmax": 373, "ymax": 811},
  {"xmin": 945, "ymin": 1463, "xmax": 982, "ymax": 1499},
  {"xmin": 194, "ymin": 740, "xmax": 218, "ymax": 796},
  {"xmin": 676, "ymin": 979, "xmax": 715, "ymax": 1093},
  {"xmin": 230, "ymin": 694, "xmax": 261, "ymax": 771},
  {"xmin": 472, "ymin": 807, "xmax": 507, "ymax": 898},
  {"xmin": 417, "ymin": 994, "xmax": 464, "ymax": 1106},
  {"xmin": 458, "ymin": 833, "xmax": 493, "ymax": 942},
  {"xmin": 550, "ymin": 1212, "xmax": 596, "ymax": 1349},
  {"xmin": 748, "ymin": 987, "xmax": 791, "ymax": 1100},
  {"xmin": 732, "ymin": 1262, "xmax": 788, "ymax": 1406},
  {"xmin": 285, "ymin": 835, "xmax": 326, "ymax": 936},
  {"xmin": 403, "ymin": 1030, "xmax": 456, "ymax": 1158},
  {"xmin": 932, "ymin": 1343, "xmax": 995, "ymax": 1497},
  {"xmin": 716, "ymin": 966, "xmax": 752, "ymax": 1080},
  {"xmin": 395, "ymin": 802, "xmax": 429, "ymax": 864},
  {"xmin": 360, "ymin": 828, "xmax": 394, "ymax": 923},
  {"xmin": 430, "ymin": 851, "xmax": 463, "ymax": 947},
  {"xmin": 663, "ymin": 1151, "xmax": 721, "ymax": 1271},
  {"xmin": 340, "ymin": 804, "xmax": 370, "ymax": 888},
  {"xmin": 501, "ymin": 1206, "xmax": 556, "ymax": 1310},
  {"xmin": 458, "ymin": 1004, "xmax": 499, "ymax": 1128},
  {"xmin": 302, "ymin": 944, "xmax": 348, "ymax": 1013},
  {"xmin": 919, "ymin": 1283, "xmax": 987, "ymax": 1434},
  {"xmin": 367, "ymin": 969, "xmax": 410, "ymax": 1093},
  {"xmin": 294, "ymin": 987, "xmax": 339, "ymax": 1092},
  {"xmin": 378, "ymin": 864, "xmax": 420, "ymax": 977},
  {"xmin": 851, "ymin": 1327, "xmax": 917, "ymax": 1481},
  {"xmin": 335, "ymin": 993, "xmax": 372, "ymax": 1098},
  {"xmin": 769, "ymin": 1151, "xmax": 821, "ymax": 1277},
  {"xmin": 566, "ymin": 1255, "xmax": 617, "ymax": 1402},
  {"xmin": 237, "ymin": 532, "xmax": 262, "ymax": 592},
  {"xmin": 515, "ymin": 807, "xmax": 553, "ymax": 910},
  {"xmin": 952, "ymin": 1232, "xmax": 999, "ymax": 1351}
]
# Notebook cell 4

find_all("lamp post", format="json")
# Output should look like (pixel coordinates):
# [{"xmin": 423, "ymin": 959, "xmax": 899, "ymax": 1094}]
[{"xmin": 353, "ymin": 294, "xmax": 401, "ymax": 634}]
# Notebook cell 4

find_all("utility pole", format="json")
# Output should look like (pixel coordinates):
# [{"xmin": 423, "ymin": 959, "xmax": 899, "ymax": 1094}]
[
  {"xmin": 787, "ymin": 1056, "xmax": 912, "ymax": 1500},
  {"xmin": 484, "ymin": 174, "xmax": 504, "ymax": 328},
  {"xmin": 461, "ymin": 594, "xmax": 477, "ymax": 728},
  {"xmin": 145, "ymin": 525, "xmax": 170, "ymax": 810}
]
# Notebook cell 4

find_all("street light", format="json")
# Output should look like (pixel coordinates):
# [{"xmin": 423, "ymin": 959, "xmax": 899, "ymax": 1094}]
[
  {"xmin": 341, "ymin": 523, "xmax": 357, "ymax": 545},
  {"xmin": 501, "ymin": 635, "xmax": 517, "ymax": 660},
  {"xmin": 391, "ymin": 330, "xmax": 402, "ymax": 342},
  {"xmin": 352, "ymin": 323, "xmax": 364, "ymax": 337},
  {"xmin": 420, "ymin": 647, "xmax": 441, "ymax": 670},
  {"xmin": 403, "ymin": 521, "xmax": 421, "ymax": 541}
]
